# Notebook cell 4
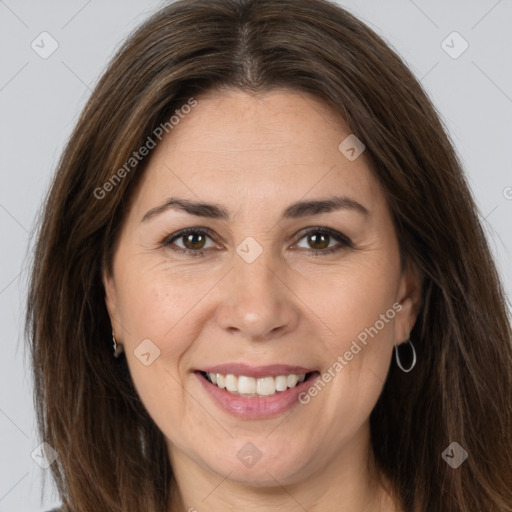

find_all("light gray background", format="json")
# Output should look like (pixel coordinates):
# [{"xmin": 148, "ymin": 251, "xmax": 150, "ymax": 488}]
[{"xmin": 1, "ymin": 0, "xmax": 511, "ymax": 510}]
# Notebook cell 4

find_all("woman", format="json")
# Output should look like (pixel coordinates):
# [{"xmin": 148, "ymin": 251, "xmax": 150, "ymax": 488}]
[{"xmin": 27, "ymin": 0, "xmax": 512, "ymax": 510}]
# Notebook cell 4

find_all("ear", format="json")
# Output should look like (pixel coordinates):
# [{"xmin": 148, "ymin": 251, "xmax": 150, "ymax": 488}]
[
  {"xmin": 395, "ymin": 259, "xmax": 423, "ymax": 343},
  {"xmin": 102, "ymin": 265, "xmax": 120, "ymax": 334}
]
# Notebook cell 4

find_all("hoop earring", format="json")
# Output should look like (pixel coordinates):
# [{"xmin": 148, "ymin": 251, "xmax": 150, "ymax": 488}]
[
  {"xmin": 394, "ymin": 338, "xmax": 416, "ymax": 373},
  {"xmin": 112, "ymin": 330, "xmax": 124, "ymax": 358}
]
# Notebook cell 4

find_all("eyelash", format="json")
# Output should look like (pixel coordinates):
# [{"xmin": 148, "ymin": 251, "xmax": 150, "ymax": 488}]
[{"xmin": 160, "ymin": 226, "xmax": 353, "ymax": 258}]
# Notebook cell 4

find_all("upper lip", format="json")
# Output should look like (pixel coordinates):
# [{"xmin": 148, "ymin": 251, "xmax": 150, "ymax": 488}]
[{"xmin": 198, "ymin": 363, "xmax": 316, "ymax": 378}]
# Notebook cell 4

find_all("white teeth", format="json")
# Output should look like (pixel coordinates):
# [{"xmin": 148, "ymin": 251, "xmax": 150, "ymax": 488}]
[
  {"xmin": 216, "ymin": 373, "xmax": 226, "ymax": 389},
  {"xmin": 205, "ymin": 372, "xmax": 308, "ymax": 396},
  {"xmin": 275, "ymin": 375, "xmax": 288, "ymax": 392},
  {"xmin": 257, "ymin": 376, "xmax": 276, "ymax": 396},
  {"xmin": 225, "ymin": 374, "xmax": 238, "ymax": 392},
  {"xmin": 238, "ymin": 376, "xmax": 256, "ymax": 394},
  {"xmin": 287, "ymin": 374, "xmax": 299, "ymax": 387}
]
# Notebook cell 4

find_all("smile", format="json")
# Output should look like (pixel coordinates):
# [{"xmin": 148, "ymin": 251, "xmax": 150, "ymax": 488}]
[
  {"xmin": 195, "ymin": 366, "xmax": 321, "ymax": 419},
  {"xmin": 201, "ymin": 371, "xmax": 312, "ymax": 397}
]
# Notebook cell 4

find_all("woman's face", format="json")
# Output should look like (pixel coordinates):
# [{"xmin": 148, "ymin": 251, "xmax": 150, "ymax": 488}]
[{"xmin": 104, "ymin": 89, "xmax": 420, "ymax": 490}]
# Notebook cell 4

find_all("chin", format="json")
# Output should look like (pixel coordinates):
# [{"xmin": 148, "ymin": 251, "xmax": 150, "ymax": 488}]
[{"xmin": 201, "ymin": 445, "xmax": 311, "ymax": 486}]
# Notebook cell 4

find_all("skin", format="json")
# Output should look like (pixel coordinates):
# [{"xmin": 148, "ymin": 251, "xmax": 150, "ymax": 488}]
[{"xmin": 103, "ymin": 88, "xmax": 422, "ymax": 511}]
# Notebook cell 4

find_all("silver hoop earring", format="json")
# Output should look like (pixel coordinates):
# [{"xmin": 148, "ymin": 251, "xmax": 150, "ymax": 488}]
[
  {"xmin": 112, "ymin": 330, "xmax": 124, "ymax": 358},
  {"xmin": 394, "ymin": 338, "xmax": 416, "ymax": 373}
]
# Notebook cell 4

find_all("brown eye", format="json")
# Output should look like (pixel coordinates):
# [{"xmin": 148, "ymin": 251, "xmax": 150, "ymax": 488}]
[
  {"xmin": 181, "ymin": 232, "xmax": 207, "ymax": 250},
  {"xmin": 306, "ymin": 232, "xmax": 330, "ymax": 250},
  {"xmin": 162, "ymin": 226, "xmax": 352, "ymax": 258},
  {"xmin": 295, "ymin": 227, "xmax": 353, "ymax": 256},
  {"xmin": 162, "ymin": 228, "xmax": 217, "ymax": 256}
]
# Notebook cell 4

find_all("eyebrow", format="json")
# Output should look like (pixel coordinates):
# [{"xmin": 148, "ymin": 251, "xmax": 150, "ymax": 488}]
[{"xmin": 141, "ymin": 195, "xmax": 370, "ymax": 223}]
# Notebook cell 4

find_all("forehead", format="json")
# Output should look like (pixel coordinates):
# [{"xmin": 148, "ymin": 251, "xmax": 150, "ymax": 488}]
[{"xmin": 130, "ymin": 88, "xmax": 382, "ymax": 220}]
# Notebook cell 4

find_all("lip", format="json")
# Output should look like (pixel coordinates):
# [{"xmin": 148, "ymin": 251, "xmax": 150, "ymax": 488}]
[
  {"xmin": 198, "ymin": 363, "xmax": 315, "ymax": 379},
  {"xmin": 195, "ymin": 369, "xmax": 320, "ymax": 420}
]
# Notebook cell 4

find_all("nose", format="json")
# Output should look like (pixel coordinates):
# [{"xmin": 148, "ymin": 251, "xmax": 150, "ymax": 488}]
[{"xmin": 215, "ymin": 253, "xmax": 300, "ymax": 341}]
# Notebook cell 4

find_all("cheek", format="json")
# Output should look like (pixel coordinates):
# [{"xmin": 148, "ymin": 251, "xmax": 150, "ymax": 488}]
[
  {"xmin": 112, "ymin": 263, "xmax": 223, "ymax": 417},
  {"xmin": 302, "ymin": 258, "xmax": 399, "ymax": 346},
  {"xmin": 114, "ymin": 269, "xmax": 200, "ymax": 433},
  {"xmin": 305, "ymin": 261, "xmax": 399, "ymax": 405},
  {"xmin": 114, "ymin": 262, "xmax": 202, "ymax": 346}
]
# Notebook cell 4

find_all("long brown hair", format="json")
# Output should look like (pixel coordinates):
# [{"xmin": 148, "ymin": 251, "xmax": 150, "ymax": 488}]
[{"xmin": 26, "ymin": 0, "xmax": 512, "ymax": 510}]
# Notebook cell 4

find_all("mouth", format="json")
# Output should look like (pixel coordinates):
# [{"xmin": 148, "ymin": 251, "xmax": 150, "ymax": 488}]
[
  {"xmin": 198, "ymin": 370, "xmax": 318, "ymax": 397},
  {"xmin": 194, "ymin": 363, "xmax": 321, "ymax": 419}
]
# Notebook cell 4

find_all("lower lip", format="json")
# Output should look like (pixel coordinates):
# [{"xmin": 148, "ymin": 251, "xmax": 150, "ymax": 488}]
[{"xmin": 195, "ymin": 371, "xmax": 319, "ymax": 420}]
